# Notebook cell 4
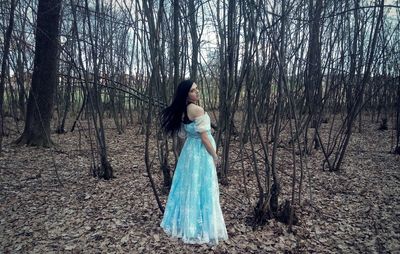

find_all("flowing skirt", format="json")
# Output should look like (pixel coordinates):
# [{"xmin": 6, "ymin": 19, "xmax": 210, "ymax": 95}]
[{"xmin": 160, "ymin": 133, "xmax": 228, "ymax": 244}]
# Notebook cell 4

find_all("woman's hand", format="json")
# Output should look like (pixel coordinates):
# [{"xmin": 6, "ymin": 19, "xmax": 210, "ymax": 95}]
[{"xmin": 213, "ymin": 154, "xmax": 221, "ymax": 168}]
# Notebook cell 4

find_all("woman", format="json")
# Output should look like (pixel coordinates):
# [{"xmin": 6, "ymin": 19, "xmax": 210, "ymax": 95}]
[{"xmin": 160, "ymin": 80, "xmax": 228, "ymax": 245}]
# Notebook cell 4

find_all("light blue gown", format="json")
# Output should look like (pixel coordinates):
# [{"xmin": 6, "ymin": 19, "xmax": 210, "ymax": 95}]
[{"xmin": 160, "ymin": 113, "xmax": 228, "ymax": 245}]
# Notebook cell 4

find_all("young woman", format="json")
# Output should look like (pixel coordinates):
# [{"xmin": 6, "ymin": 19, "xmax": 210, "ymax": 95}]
[{"xmin": 160, "ymin": 80, "xmax": 228, "ymax": 245}]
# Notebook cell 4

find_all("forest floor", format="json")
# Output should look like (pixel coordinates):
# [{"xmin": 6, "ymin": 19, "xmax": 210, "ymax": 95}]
[{"xmin": 0, "ymin": 116, "xmax": 399, "ymax": 253}]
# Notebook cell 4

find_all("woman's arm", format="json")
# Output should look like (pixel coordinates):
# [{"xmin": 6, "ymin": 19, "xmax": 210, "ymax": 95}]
[
  {"xmin": 187, "ymin": 104, "xmax": 219, "ymax": 164},
  {"xmin": 200, "ymin": 132, "xmax": 218, "ymax": 161}
]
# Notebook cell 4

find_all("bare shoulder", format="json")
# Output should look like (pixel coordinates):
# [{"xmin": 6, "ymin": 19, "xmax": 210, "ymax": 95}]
[{"xmin": 187, "ymin": 104, "xmax": 204, "ymax": 120}]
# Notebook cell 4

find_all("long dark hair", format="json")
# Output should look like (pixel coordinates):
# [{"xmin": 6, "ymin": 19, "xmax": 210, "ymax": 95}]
[{"xmin": 161, "ymin": 80, "xmax": 194, "ymax": 136}]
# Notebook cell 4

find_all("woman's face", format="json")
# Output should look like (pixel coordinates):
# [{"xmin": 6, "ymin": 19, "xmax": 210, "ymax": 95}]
[{"xmin": 187, "ymin": 83, "xmax": 199, "ymax": 103}]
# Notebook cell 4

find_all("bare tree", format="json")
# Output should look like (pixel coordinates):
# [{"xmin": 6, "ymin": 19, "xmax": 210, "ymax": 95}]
[
  {"xmin": 15, "ymin": 0, "xmax": 62, "ymax": 147},
  {"xmin": 0, "ymin": 0, "xmax": 16, "ymax": 153},
  {"xmin": 393, "ymin": 74, "xmax": 400, "ymax": 154},
  {"xmin": 142, "ymin": 0, "xmax": 166, "ymax": 213}
]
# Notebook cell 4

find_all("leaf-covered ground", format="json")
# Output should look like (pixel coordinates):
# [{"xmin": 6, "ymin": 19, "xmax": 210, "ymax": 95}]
[{"xmin": 0, "ymin": 118, "xmax": 399, "ymax": 253}]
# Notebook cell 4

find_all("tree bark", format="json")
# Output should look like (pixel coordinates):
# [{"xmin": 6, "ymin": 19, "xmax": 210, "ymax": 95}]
[
  {"xmin": 393, "ymin": 73, "xmax": 400, "ymax": 154},
  {"xmin": 188, "ymin": 0, "xmax": 199, "ymax": 81},
  {"xmin": 305, "ymin": 0, "xmax": 323, "ymax": 152},
  {"xmin": 15, "ymin": 0, "xmax": 62, "ymax": 147},
  {"xmin": 142, "ymin": 0, "xmax": 165, "ymax": 213},
  {"xmin": 0, "ymin": 0, "xmax": 16, "ymax": 152},
  {"xmin": 173, "ymin": 0, "xmax": 180, "ymax": 89}
]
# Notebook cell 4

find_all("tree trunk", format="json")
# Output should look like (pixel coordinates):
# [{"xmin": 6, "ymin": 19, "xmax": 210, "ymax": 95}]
[
  {"xmin": 142, "ymin": 0, "xmax": 165, "ymax": 213},
  {"xmin": 15, "ymin": 0, "xmax": 62, "ymax": 147},
  {"xmin": 0, "ymin": 0, "xmax": 16, "ymax": 152},
  {"xmin": 333, "ymin": 0, "xmax": 385, "ymax": 170},
  {"xmin": 56, "ymin": 65, "xmax": 72, "ymax": 134},
  {"xmin": 394, "ymin": 74, "xmax": 400, "ymax": 154},
  {"xmin": 173, "ymin": 0, "xmax": 180, "ymax": 89},
  {"xmin": 270, "ymin": 0, "xmax": 287, "ymax": 217},
  {"xmin": 305, "ymin": 0, "xmax": 323, "ymax": 152},
  {"xmin": 188, "ymin": 0, "xmax": 199, "ymax": 81}
]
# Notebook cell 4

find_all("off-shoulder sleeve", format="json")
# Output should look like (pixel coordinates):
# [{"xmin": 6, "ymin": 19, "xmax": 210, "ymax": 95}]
[{"xmin": 194, "ymin": 113, "xmax": 211, "ymax": 133}]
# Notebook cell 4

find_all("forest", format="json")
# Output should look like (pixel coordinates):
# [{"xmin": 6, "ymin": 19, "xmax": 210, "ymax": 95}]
[{"xmin": 0, "ymin": 0, "xmax": 399, "ymax": 253}]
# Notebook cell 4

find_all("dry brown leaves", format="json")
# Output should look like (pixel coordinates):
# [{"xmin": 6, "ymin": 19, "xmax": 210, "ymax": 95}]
[{"xmin": 0, "ymin": 118, "xmax": 399, "ymax": 253}]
